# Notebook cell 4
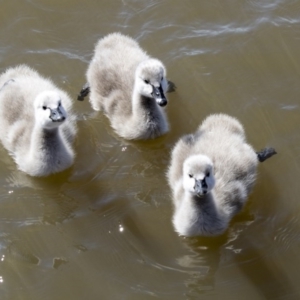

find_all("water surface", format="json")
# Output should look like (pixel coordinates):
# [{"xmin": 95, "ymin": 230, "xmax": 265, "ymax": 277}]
[{"xmin": 0, "ymin": 0, "xmax": 300, "ymax": 299}]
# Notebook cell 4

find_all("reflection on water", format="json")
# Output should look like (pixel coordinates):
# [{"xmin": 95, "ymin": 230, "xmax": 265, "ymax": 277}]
[
  {"xmin": 177, "ymin": 237, "xmax": 223, "ymax": 298},
  {"xmin": 0, "ymin": 0, "xmax": 300, "ymax": 299}
]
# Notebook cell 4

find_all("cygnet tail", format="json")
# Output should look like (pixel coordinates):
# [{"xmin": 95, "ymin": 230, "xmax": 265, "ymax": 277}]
[
  {"xmin": 256, "ymin": 147, "xmax": 277, "ymax": 162},
  {"xmin": 77, "ymin": 83, "xmax": 90, "ymax": 101}
]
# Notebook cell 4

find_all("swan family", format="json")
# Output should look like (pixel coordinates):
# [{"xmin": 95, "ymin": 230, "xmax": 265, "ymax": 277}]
[{"xmin": 0, "ymin": 32, "xmax": 276, "ymax": 236}]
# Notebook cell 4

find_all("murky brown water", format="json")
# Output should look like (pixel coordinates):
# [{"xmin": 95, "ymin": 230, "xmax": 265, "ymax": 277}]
[{"xmin": 0, "ymin": 0, "xmax": 300, "ymax": 299}]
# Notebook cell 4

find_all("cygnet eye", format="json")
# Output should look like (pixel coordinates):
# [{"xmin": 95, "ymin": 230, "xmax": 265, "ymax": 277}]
[
  {"xmin": 58, "ymin": 102, "xmax": 61, "ymax": 107},
  {"xmin": 144, "ymin": 79, "xmax": 150, "ymax": 84},
  {"xmin": 42, "ymin": 106, "xmax": 47, "ymax": 110},
  {"xmin": 206, "ymin": 172, "xmax": 210, "ymax": 177},
  {"xmin": 189, "ymin": 174, "xmax": 193, "ymax": 178}
]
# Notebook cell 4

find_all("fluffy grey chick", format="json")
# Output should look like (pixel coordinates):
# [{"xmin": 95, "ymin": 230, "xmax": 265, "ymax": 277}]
[
  {"xmin": 167, "ymin": 114, "xmax": 260, "ymax": 237},
  {"xmin": 0, "ymin": 65, "xmax": 77, "ymax": 177},
  {"xmin": 86, "ymin": 32, "xmax": 169, "ymax": 140}
]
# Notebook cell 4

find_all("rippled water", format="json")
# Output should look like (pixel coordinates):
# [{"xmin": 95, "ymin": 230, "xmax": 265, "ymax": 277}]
[{"xmin": 1, "ymin": 0, "xmax": 300, "ymax": 299}]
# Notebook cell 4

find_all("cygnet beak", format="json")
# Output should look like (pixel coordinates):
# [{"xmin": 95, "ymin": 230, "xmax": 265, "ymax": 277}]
[
  {"xmin": 152, "ymin": 85, "xmax": 167, "ymax": 107},
  {"xmin": 194, "ymin": 178, "xmax": 208, "ymax": 197},
  {"xmin": 49, "ymin": 107, "xmax": 65, "ymax": 122}
]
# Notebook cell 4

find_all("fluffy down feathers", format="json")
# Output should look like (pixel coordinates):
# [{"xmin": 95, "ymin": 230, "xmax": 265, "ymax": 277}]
[
  {"xmin": 0, "ymin": 65, "xmax": 77, "ymax": 176},
  {"xmin": 86, "ymin": 32, "xmax": 169, "ymax": 140},
  {"xmin": 167, "ymin": 114, "xmax": 258, "ymax": 236}
]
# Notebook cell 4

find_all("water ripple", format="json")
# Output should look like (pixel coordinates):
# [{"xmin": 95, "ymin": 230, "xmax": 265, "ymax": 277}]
[
  {"xmin": 247, "ymin": 0, "xmax": 286, "ymax": 11},
  {"xmin": 273, "ymin": 16, "xmax": 300, "ymax": 26},
  {"xmin": 177, "ymin": 17, "xmax": 269, "ymax": 40},
  {"xmin": 281, "ymin": 104, "xmax": 298, "ymax": 110},
  {"xmin": 274, "ymin": 215, "xmax": 300, "ymax": 252},
  {"xmin": 26, "ymin": 48, "xmax": 89, "ymax": 63}
]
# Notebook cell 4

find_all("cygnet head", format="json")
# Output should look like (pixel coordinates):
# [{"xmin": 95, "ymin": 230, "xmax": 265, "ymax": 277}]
[
  {"xmin": 135, "ymin": 58, "xmax": 168, "ymax": 107},
  {"xmin": 34, "ymin": 91, "xmax": 67, "ymax": 130},
  {"xmin": 183, "ymin": 155, "xmax": 215, "ymax": 197}
]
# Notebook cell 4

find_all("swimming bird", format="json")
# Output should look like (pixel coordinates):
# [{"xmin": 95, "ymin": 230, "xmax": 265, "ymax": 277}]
[
  {"xmin": 0, "ymin": 65, "xmax": 77, "ymax": 177},
  {"xmin": 167, "ymin": 113, "xmax": 275, "ymax": 237},
  {"xmin": 85, "ymin": 32, "xmax": 169, "ymax": 140}
]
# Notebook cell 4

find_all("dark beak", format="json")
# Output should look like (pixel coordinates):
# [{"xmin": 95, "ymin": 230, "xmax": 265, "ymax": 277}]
[
  {"xmin": 152, "ymin": 85, "xmax": 167, "ymax": 107},
  {"xmin": 49, "ymin": 107, "xmax": 65, "ymax": 122},
  {"xmin": 194, "ymin": 179, "xmax": 208, "ymax": 196}
]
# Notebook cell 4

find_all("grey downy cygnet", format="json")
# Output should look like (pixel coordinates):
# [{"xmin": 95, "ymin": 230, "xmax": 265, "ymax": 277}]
[
  {"xmin": 167, "ymin": 113, "xmax": 273, "ymax": 237},
  {"xmin": 0, "ymin": 65, "xmax": 77, "ymax": 177},
  {"xmin": 86, "ymin": 32, "xmax": 169, "ymax": 140}
]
